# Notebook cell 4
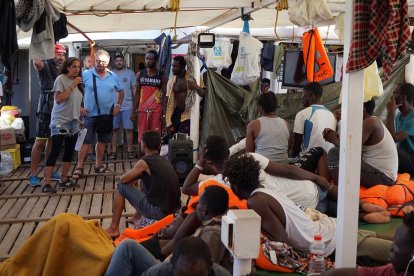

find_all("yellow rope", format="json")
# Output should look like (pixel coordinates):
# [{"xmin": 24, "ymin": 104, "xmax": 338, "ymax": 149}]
[
  {"xmin": 170, "ymin": 0, "xmax": 180, "ymax": 40},
  {"xmin": 170, "ymin": 0, "xmax": 180, "ymax": 12},
  {"xmin": 274, "ymin": 0, "xmax": 288, "ymax": 41}
]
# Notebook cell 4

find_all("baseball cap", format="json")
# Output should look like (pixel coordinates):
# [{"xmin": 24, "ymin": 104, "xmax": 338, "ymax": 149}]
[
  {"xmin": 54, "ymin": 43, "xmax": 67, "ymax": 54},
  {"xmin": 114, "ymin": 52, "xmax": 124, "ymax": 60}
]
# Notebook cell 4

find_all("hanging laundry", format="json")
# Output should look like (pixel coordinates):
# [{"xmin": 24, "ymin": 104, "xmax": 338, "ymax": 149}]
[
  {"xmin": 230, "ymin": 32, "xmax": 263, "ymax": 86},
  {"xmin": 154, "ymin": 33, "xmax": 172, "ymax": 78},
  {"xmin": 288, "ymin": 0, "xmax": 332, "ymax": 26},
  {"xmin": 200, "ymin": 37, "xmax": 232, "ymax": 69},
  {"xmin": 221, "ymin": 40, "xmax": 239, "ymax": 80},
  {"xmin": 272, "ymin": 45, "xmax": 284, "ymax": 78},
  {"xmin": 29, "ymin": 0, "xmax": 60, "ymax": 59},
  {"xmin": 346, "ymin": 0, "xmax": 410, "ymax": 80},
  {"xmin": 16, "ymin": 0, "xmax": 45, "ymax": 32},
  {"xmin": 0, "ymin": 0, "xmax": 19, "ymax": 70},
  {"xmin": 53, "ymin": 13, "xmax": 68, "ymax": 42},
  {"xmin": 261, "ymin": 43, "xmax": 275, "ymax": 72}
]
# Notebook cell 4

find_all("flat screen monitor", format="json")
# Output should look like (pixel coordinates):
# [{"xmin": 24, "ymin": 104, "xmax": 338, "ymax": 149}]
[{"xmin": 281, "ymin": 50, "xmax": 336, "ymax": 89}]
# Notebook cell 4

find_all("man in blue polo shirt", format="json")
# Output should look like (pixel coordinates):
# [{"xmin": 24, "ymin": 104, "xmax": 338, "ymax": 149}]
[
  {"xmin": 72, "ymin": 49, "xmax": 124, "ymax": 179},
  {"xmin": 386, "ymin": 83, "xmax": 414, "ymax": 176}
]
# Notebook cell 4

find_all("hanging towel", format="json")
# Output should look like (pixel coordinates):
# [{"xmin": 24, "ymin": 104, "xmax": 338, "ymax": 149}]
[
  {"xmin": 272, "ymin": 45, "xmax": 284, "ymax": 78},
  {"xmin": 29, "ymin": 0, "xmax": 60, "ymax": 59},
  {"xmin": 0, "ymin": 0, "xmax": 19, "ymax": 70},
  {"xmin": 261, "ymin": 43, "xmax": 275, "ymax": 72},
  {"xmin": 154, "ymin": 33, "xmax": 172, "ymax": 78},
  {"xmin": 346, "ymin": 0, "xmax": 410, "ymax": 80},
  {"xmin": 53, "ymin": 13, "xmax": 68, "ymax": 42}
]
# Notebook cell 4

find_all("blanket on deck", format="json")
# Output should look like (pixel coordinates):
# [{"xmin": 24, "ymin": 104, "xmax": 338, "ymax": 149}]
[{"xmin": 0, "ymin": 213, "xmax": 114, "ymax": 276}]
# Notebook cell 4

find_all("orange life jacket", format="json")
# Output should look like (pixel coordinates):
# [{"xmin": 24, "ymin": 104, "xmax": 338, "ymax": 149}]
[
  {"xmin": 114, "ymin": 214, "xmax": 175, "ymax": 246},
  {"xmin": 302, "ymin": 27, "xmax": 334, "ymax": 83},
  {"xmin": 359, "ymin": 174, "xmax": 414, "ymax": 217}
]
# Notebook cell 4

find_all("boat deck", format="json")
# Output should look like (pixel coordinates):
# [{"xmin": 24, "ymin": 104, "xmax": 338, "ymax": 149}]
[{"xmin": 0, "ymin": 149, "xmax": 137, "ymax": 262}]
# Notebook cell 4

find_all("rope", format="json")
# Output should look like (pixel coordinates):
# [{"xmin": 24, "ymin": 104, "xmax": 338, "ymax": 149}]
[
  {"xmin": 324, "ymin": 25, "xmax": 330, "ymax": 46},
  {"xmin": 170, "ymin": 0, "xmax": 180, "ymax": 40},
  {"xmin": 274, "ymin": 0, "xmax": 288, "ymax": 41}
]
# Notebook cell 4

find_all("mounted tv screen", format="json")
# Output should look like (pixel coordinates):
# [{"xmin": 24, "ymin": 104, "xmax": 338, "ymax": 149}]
[{"xmin": 282, "ymin": 50, "xmax": 337, "ymax": 89}]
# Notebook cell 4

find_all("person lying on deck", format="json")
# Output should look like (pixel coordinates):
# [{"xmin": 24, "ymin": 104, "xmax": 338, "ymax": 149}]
[
  {"xmin": 183, "ymin": 135, "xmax": 331, "ymax": 212},
  {"xmin": 324, "ymin": 99, "xmax": 398, "ymax": 188},
  {"xmin": 105, "ymin": 131, "xmax": 181, "ymax": 238},
  {"xmin": 323, "ymin": 206, "xmax": 414, "ymax": 276},
  {"xmin": 222, "ymin": 154, "xmax": 393, "ymax": 262},
  {"xmin": 105, "ymin": 186, "xmax": 232, "ymax": 275}
]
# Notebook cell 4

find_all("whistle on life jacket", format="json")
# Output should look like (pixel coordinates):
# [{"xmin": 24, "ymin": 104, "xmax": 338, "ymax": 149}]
[{"xmin": 302, "ymin": 27, "xmax": 333, "ymax": 83}]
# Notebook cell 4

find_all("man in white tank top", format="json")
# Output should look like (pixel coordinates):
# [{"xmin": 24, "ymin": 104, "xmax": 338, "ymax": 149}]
[{"xmin": 324, "ymin": 99, "xmax": 398, "ymax": 188}]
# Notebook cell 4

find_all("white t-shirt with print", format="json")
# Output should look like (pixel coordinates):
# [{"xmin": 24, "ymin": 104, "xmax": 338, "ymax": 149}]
[{"xmin": 293, "ymin": 105, "xmax": 337, "ymax": 154}]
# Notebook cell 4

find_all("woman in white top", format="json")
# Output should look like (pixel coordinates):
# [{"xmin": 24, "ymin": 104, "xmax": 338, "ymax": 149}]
[
  {"xmin": 246, "ymin": 92, "xmax": 290, "ymax": 162},
  {"xmin": 42, "ymin": 57, "xmax": 86, "ymax": 193}
]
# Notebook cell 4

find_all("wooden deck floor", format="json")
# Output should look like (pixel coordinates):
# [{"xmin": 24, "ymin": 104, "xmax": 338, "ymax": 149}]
[{"xmin": 0, "ymin": 149, "xmax": 137, "ymax": 262}]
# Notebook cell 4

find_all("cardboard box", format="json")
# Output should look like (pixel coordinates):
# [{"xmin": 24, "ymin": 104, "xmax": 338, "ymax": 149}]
[
  {"xmin": 2, "ymin": 144, "xmax": 21, "ymax": 169},
  {"xmin": 0, "ymin": 128, "xmax": 16, "ymax": 149}
]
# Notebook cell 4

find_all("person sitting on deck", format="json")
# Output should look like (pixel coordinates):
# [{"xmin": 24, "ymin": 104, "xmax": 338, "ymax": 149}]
[
  {"xmin": 246, "ymin": 92, "xmax": 290, "ymax": 162},
  {"xmin": 324, "ymin": 206, "xmax": 414, "ymax": 276},
  {"xmin": 291, "ymin": 82, "xmax": 337, "ymax": 158},
  {"xmin": 105, "ymin": 186, "xmax": 232, "ymax": 275},
  {"xmin": 386, "ymin": 83, "xmax": 414, "ymax": 177},
  {"xmin": 105, "ymin": 131, "xmax": 181, "ymax": 238},
  {"xmin": 222, "ymin": 154, "xmax": 393, "ymax": 262},
  {"xmin": 324, "ymin": 99, "xmax": 398, "ymax": 188}
]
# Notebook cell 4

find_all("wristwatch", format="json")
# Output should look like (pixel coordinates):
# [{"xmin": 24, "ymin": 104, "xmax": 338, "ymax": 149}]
[{"xmin": 115, "ymin": 104, "xmax": 121, "ymax": 108}]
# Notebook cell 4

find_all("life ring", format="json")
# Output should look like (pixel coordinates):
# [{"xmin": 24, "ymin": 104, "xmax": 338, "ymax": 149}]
[{"xmin": 302, "ymin": 27, "xmax": 333, "ymax": 83}]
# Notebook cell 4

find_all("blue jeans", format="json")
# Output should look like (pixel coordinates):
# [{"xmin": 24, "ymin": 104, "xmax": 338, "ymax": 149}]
[
  {"xmin": 118, "ymin": 183, "xmax": 167, "ymax": 220},
  {"xmin": 105, "ymin": 239, "xmax": 158, "ymax": 276},
  {"xmin": 316, "ymin": 185, "xmax": 328, "ymax": 213}
]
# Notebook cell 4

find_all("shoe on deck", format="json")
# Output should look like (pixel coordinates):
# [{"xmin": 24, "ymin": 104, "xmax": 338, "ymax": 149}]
[
  {"xmin": 42, "ymin": 184, "xmax": 57, "ymax": 193},
  {"xmin": 51, "ymin": 171, "xmax": 61, "ymax": 181},
  {"xmin": 28, "ymin": 176, "xmax": 41, "ymax": 187},
  {"xmin": 58, "ymin": 178, "xmax": 79, "ymax": 189}
]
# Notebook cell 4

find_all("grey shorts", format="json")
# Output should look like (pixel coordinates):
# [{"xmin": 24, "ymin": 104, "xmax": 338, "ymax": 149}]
[
  {"xmin": 83, "ymin": 116, "xmax": 112, "ymax": 144},
  {"xmin": 327, "ymin": 147, "xmax": 395, "ymax": 188}
]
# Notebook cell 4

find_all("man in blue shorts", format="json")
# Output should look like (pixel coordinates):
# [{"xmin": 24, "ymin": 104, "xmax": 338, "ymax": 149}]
[
  {"xmin": 109, "ymin": 52, "xmax": 136, "ymax": 159},
  {"xmin": 72, "ymin": 49, "xmax": 124, "ymax": 179}
]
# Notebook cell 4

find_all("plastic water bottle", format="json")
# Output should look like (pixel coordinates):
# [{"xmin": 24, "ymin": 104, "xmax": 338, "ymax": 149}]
[{"xmin": 308, "ymin": 234, "xmax": 325, "ymax": 275}]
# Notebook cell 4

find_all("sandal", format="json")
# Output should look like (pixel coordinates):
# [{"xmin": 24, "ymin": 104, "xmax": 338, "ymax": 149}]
[
  {"xmin": 94, "ymin": 165, "xmax": 112, "ymax": 174},
  {"xmin": 107, "ymin": 152, "xmax": 116, "ymax": 160},
  {"xmin": 127, "ymin": 151, "xmax": 136, "ymax": 159},
  {"xmin": 72, "ymin": 167, "xmax": 84, "ymax": 180}
]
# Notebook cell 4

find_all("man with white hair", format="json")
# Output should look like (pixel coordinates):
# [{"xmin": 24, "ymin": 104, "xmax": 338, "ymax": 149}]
[{"xmin": 72, "ymin": 49, "xmax": 124, "ymax": 179}]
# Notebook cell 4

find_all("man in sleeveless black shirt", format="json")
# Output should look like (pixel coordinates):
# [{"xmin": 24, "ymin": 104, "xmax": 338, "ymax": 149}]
[
  {"xmin": 106, "ymin": 131, "xmax": 181, "ymax": 238},
  {"xmin": 29, "ymin": 43, "xmax": 66, "ymax": 188}
]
